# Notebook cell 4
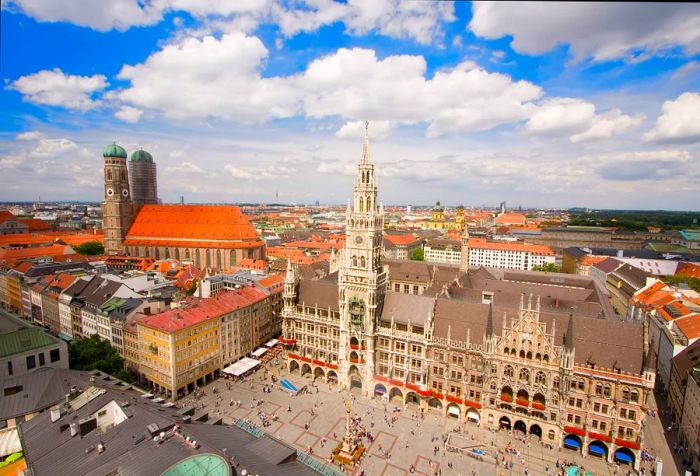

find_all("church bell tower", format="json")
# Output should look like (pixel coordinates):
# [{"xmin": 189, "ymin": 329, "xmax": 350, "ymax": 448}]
[
  {"xmin": 102, "ymin": 143, "xmax": 134, "ymax": 255},
  {"xmin": 338, "ymin": 122, "xmax": 388, "ymax": 394}
]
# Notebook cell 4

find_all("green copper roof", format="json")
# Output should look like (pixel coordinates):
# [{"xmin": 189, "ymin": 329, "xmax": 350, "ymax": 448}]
[
  {"xmin": 161, "ymin": 454, "xmax": 231, "ymax": 476},
  {"xmin": 130, "ymin": 149, "xmax": 153, "ymax": 162},
  {"xmin": 0, "ymin": 327, "xmax": 62, "ymax": 359},
  {"xmin": 103, "ymin": 143, "xmax": 128, "ymax": 158}
]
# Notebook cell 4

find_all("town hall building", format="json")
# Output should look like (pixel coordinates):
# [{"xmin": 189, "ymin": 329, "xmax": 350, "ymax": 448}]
[{"xmin": 281, "ymin": 122, "xmax": 654, "ymax": 469}]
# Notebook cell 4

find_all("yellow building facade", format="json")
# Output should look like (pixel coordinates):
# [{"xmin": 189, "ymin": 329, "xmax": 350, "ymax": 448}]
[{"xmin": 137, "ymin": 307, "xmax": 221, "ymax": 399}]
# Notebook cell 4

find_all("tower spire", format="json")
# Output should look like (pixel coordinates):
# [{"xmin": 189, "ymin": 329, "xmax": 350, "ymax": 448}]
[
  {"xmin": 361, "ymin": 120, "xmax": 371, "ymax": 164},
  {"xmin": 486, "ymin": 301, "xmax": 494, "ymax": 338},
  {"xmin": 565, "ymin": 312, "xmax": 574, "ymax": 351}
]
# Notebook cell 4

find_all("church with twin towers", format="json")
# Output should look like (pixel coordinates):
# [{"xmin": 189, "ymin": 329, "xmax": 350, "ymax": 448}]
[{"xmin": 280, "ymin": 122, "xmax": 653, "ymax": 470}]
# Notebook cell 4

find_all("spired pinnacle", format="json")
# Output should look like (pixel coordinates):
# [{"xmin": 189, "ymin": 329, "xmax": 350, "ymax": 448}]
[
  {"xmin": 361, "ymin": 120, "xmax": 371, "ymax": 164},
  {"xmin": 486, "ymin": 301, "xmax": 494, "ymax": 337},
  {"xmin": 565, "ymin": 313, "xmax": 574, "ymax": 351}
]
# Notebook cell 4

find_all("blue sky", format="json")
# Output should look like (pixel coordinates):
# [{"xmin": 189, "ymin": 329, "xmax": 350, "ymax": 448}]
[{"xmin": 1, "ymin": 1, "xmax": 699, "ymax": 210}]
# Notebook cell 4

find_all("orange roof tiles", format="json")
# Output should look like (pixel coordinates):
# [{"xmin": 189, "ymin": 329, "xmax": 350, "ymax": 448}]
[
  {"xmin": 237, "ymin": 258, "xmax": 266, "ymax": 270},
  {"xmin": 124, "ymin": 205, "xmax": 264, "ymax": 249},
  {"xmin": 468, "ymin": 237, "xmax": 555, "ymax": 255},
  {"xmin": 0, "ymin": 244, "xmax": 73, "ymax": 261},
  {"xmin": 0, "ymin": 231, "xmax": 103, "ymax": 247},
  {"xmin": 0, "ymin": 211, "xmax": 19, "ymax": 224},
  {"xmin": 675, "ymin": 314, "xmax": 700, "ymax": 340},
  {"xmin": 18, "ymin": 218, "xmax": 52, "ymax": 231},
  {"xmin": 258, "ymin": 273, "xmax": 284, "ymax": 289},
  {"xmin": 495, "ymin": 213, "xmax": 527, "ymax": 225},
  {"xmin": 580, "ymin": 256, "xmax": 608, "ymax": 266},
  {"xmin": 677, "ymin": 263, "xmax": 700, "ymax": 279},
  {"xmin": 139, "ymin": 287, "xmax": 268, "ymax": 333},
  {"xmin": 384, "ymin": 234, "xmax": 419, "ymax": 246}
]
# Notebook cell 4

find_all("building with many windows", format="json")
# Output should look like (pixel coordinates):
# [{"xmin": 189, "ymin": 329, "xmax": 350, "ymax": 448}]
[
  {"xmin": 424, "ymin": 237, "xmax": 555, "ymax": 271},
  {"xmin": 281, "ymin": 123, "xmax": 653, "ymax": 469}
]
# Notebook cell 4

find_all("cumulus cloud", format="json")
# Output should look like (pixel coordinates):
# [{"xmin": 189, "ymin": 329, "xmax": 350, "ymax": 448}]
[
  {"xmin": 469, "ymin": 2, "xmax": 700, "ymax": 62},
  {"xmin": 116, "ymin": 36, "xmax": 545, "ymax": 136},
  {"xmin": 114, "ymin": 105, "xmax": 144, "ymax": 123},
  {"xmin": 571, "ymin": 110, "xmax": 645, "ymax": 143},
  {"xmin": 335, "ymin": 120, "xmax": 392, "ymax": 140},
  {"xmin": 117, "ymin": 33, "xmax": 298, "ymax": 122},
  {"xmin": 272, "ymin": 0, "xmax": 455, "ymax": 45},
  {"xmin": 10, "ymin": 68, "xmax": 107, "ymax": 111},
  {"xmin": 523, "ymin": 98, "xmax": 643, "ymax": 143},
  {"xmin": 643, "ymin": 92, "xmax": 700, "ymax": 144},
  {"xmin": 3, "ymin": 0, "xmax": 163, "ymax": 31}
]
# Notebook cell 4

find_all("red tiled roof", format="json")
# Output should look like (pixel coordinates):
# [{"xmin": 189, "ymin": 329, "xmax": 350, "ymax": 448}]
[
  {"xmin": 18, "ymin": 218, "xmax": 52, "ymax": 231},
  {"xmin": 384, "ymin": 234, "xmax": 418, "ymax": 246},
  {"xmin": 124, "ymin": 205, "xmax": 263, "ymax": 249},
  {"xmin": 139, "ymin": 287, "xmax": 268, "ymax": 333},
  {"xmin": 677, "ymin": 262, "xmax": 700, "ymax": 279},
  {"xmin": 0, "ymin": 244, "xmax": 73, "ymax": 261},
  {"xmin": 468, "ymin": 238, "xmax": 554, "ymax": 255},
  {"xmin": 0, "ymin": 211, "xmax": 19, "ymax": 225},
  {"xmin": 495, "ymin": 213, "xmax": 527, "ymax": 225},
  {"xmin": 258, "ymin": 273, "xmax": 284, "ymax": 289},
  {"xmin": 675, "ymin": 314, "xmax": 700, "ymax": 340}
]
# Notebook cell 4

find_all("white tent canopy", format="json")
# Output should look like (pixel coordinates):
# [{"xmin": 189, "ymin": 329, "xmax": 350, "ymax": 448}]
[
  {"xmin": 222, "ymin": 357, "xmax": 261, "ymax": 377},
  {"xmin": 252, "ymin": 347, "xmax": 268, "ymax": 358},
  {"xmin": 264, "ymin": 339, "xmax": 279, "ymax": 347}
]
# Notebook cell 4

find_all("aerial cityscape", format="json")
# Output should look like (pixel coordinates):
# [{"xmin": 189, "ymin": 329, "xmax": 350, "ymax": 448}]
[{"xmin": 1, "ymin": 2, "xmax": 700, "ymax": 476}]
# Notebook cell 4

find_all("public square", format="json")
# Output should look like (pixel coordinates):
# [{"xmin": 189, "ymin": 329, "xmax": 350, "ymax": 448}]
[{"xmin": 173, "ymin": 355, "xmax": 671, "ymax": 476}]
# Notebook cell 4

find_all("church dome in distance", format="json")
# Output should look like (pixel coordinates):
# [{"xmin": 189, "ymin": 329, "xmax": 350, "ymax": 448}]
[
  {"xmin": 103, "ymin": 143, "xmax": 128, "ymax": 158},
  {"xmin": 130, "ymin": 148, "xmax": 153, "ymax": 162}
]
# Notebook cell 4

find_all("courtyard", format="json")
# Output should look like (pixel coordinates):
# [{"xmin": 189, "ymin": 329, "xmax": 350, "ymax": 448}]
[{"xmin": 172, "ymin": 355, "xmax": 663, "ymax": 476}]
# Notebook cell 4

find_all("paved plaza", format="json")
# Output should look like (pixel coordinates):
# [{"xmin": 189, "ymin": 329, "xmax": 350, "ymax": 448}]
[{"xmin": 171, "ymin": 356, "xmax": 670, "ymax": 476}]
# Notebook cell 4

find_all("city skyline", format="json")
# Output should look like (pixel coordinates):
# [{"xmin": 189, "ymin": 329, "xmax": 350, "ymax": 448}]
[{"xmin": 1, "ymin": 2, "xmax": 700, "ymax": 210}]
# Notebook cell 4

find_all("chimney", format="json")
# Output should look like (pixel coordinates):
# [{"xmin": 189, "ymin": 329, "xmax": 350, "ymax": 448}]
[
  {"xmin": 70, "ymin": 423, "xmax": 78, "ymax": 437},
  {"xmin": 50, "ymin": 407, "xmax": 62, "ymax": 422}
]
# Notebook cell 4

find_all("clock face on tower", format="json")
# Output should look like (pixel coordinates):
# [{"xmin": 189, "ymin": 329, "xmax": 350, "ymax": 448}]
[
  {"xmin": 354, "ymin": 235, "xmax": 364, "ymax": 245},
  {"xmin": 106, "ymin": 188, "xmax": 114, "ymax": 197},
  {"xmin": 122, "ymin": 189, "xmax": 129, "ymax": 197}
]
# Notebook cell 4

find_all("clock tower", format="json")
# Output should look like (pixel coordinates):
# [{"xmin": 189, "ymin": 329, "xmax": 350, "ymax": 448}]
[
  {"xmin": 338, "ymin": 121, "xmax": 388, "ymax": 394},
  {"xmin": 102, "ymin": 143, "xmax": 134, "ymax": 255}
]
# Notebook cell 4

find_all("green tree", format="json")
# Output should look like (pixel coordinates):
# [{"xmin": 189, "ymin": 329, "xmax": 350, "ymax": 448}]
[
  {"xmin": 73, "ymin": 241, "xmax": 105, "ymax": 255},
  {"xmin": 531, "ymin": 263, "xmax": 560, "ymax": 273},
  {"xmin": 69, "ymin": 335, "xmax": 133, "ymax": 382},
  {"xmin": 663, "ymin": 275, "xmax": 700, "ymax": 293},
  {"xmin": 410, "ymin": 247, "xmax": 425, "ymax": 261}
]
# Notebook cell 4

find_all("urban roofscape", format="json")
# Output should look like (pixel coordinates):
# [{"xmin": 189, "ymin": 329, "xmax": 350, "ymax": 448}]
[{"xmin": 1, "ymin": 3, "xmax": 700, "ymax": 476}]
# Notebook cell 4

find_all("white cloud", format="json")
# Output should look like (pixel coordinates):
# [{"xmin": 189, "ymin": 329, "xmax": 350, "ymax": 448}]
[
  {"xmin": 116, "ymin": 36, "xmax": 544, "ymax": 136},
  {"xmin": 114, "ymin": 105, "xmax": 144, "ymax": 123},
  {"xmin": 643, "ymin": 92, "xmax": 700, "ymax": 144},
  {"xmin": 272, "ymin": 0, "xmax": 455, "ymax": 45},
  {"xmin": 16, "ymin": 131, "xmax": 43, "ymax": 141},
  {"xmin": 523, "ymin": 98, "xmax": 595, "ymax": 136},
  {"xmin": 469, "ymin": 2, "xmax": 700, "ymax": 62},
  {"xmin": 523, "ymin": 98, "xmax": 643, "ymax": 143},
  {"xmin": 30, "ymin": 138, "xmax": 78, "ymax": 158},
  {"xmin": 571, "ymin": 109, "xmax": 644, "ymax": 143},
  {"xmin": 117, "ymin": 32, "xmax": 298, "ymax": 122},
  {"xmin": 335, "ymin": 120, "xmax": 392, "ymax": 140},
  {"xmin": 10, "ymin": 68, "xmax": 107, "ymax": 111},
  {"xmin": 3, "ymin": 0, "xmax": 163, "ymax": 31}
]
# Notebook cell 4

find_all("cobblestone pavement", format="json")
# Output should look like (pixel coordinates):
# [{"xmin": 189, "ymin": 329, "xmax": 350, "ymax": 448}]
[{"xmin": 175, "ymin": 360, "xmax": 645, "ymax": 476}]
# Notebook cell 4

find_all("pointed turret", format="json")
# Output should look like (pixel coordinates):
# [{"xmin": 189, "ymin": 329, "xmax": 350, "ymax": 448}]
[
  {"xmin": 643, "ymin": 339, "xmax": 656, "ymax": 372},
  {"xmin": 361, "ymin": 120, "xmax": 371, "ymax": 164},
  {"xmin": 486, "ymin": 301, "xmax": 494, "ymax": 338},
  {"xmin": 565, "ymin": 313, "xmax": 574, "ymax": 351}
]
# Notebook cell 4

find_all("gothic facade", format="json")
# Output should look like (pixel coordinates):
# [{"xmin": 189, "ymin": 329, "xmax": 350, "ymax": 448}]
[{"xmin": 281, "ymin": 123, "xmax": 654, "ymax": 470}]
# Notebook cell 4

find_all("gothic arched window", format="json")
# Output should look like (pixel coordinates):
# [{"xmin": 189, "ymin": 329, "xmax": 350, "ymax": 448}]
[
  {"xmin": 359, "ymin": 198, "xmax": 364, "ymax": 212},
  {"xmin": 360, "ymin": 256, "xmax": 366, "ymax": 268},
  {"xmin": 535, "ymin": 371, "xmax": 546, "ymax": 386},
  {"xmin": 352, "ymin": 256, "xmax": 357, "ymax": 267},
  {"xmin": 519, "ymin": 368, "xmax": 530, "ymax": 383},
  {"xmin": 503, "ymin": 365, "xmax": 514, "ymax": 378},
  {"xmin": 107, "ymin": 169, "xmax": 113, "ymax": 181}
]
